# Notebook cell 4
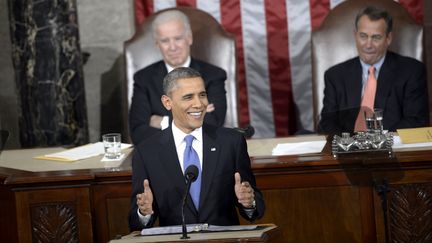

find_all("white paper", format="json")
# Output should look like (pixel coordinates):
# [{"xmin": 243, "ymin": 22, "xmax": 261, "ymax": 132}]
[
  {"xmin": 393, "ymin": 136, "xmax": 432, "ymax": 149},
  {"xmin": 272, "ymin": 140, "xmax": 326, "ymax": 156},
  {"xmin": 140, "ymin": 224, "xmax": 257, "ymax": 236},
  {"xmin": 43, "ymin": 142, "xmax": 132, "ymax": 161}
]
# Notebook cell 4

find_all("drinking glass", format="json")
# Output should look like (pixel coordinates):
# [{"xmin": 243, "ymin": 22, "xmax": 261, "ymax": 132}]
[
  {"xmin": 102, "ymin": 133, "xmax": 122, "ymax": 159},
  {"xmin": 364, "ymin": 110, "xmax": 376, "ymax": 133},
  {"xmin": 374, "ymin": 108, "xmax": 384, "ymax": 133}
]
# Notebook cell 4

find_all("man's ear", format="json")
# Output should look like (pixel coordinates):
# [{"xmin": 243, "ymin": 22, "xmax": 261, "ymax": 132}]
[
  {"xmin": 161, "ymin": 95, "xmax": 172, "ymax": 110},
  {"xmin": 187, "ymin": 32, "xmax": 193, "ymax": 46},
  {"xmin": 386, "ymin": 31, "xmax": 393, "ymax": 46}
]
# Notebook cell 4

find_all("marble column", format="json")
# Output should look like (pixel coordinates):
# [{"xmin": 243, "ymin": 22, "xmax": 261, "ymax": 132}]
[{"xmin": 8, "ymin": 0, "xmax": 89, "ymax": 147}]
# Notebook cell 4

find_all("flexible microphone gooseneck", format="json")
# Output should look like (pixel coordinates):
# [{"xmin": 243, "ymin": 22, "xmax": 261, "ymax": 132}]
[{"xmin": 181, "ymin": 165, "xmax": 199, "ymax": 239}]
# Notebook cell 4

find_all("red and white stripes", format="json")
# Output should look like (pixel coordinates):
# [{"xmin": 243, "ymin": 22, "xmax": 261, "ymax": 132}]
[{"xmin": 134, "ymin": 0, "xmax": 423, "ymax": 138}]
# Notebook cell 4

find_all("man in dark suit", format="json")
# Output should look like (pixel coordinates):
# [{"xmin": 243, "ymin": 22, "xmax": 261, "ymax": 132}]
[
  {"xmin": 129, "ymin": 9, "xmax": 227, "ymax": 145},
  {"xmin": 128, "ymin": 67, "xmax": 264, "ymax": 231},
  {"xmin": 318, "ymin": 6, "xmax": 429, "ymax": 134}
]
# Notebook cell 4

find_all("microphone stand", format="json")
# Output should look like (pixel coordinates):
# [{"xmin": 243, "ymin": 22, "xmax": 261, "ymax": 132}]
[
  {"xmin": 180, "ymin": 165, "xmax": 198, "ymax": 239},
  {"xmin": 181, "ymin": 177, "xmax": 193, "ymax": 239}
]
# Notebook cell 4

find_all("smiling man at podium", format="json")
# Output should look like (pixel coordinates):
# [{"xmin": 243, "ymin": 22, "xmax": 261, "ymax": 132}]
[{"xmin": 128, "ymin": 67, "xmax": 265, "ymax": 231}]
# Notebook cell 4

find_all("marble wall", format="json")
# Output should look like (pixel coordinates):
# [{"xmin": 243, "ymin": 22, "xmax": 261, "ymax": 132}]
[{"xmin": 0, "ymin": 0, "xmax": 134, "ymax": 148}]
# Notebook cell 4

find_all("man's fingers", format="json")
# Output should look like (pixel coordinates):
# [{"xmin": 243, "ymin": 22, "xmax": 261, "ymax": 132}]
[
  {"xmin": 241, "ymin": 181, "xmax": 251, "ymax": 188},
  {"xmin": 143, "ymin": 179, "xmax": 150, "ymax": 193},
  {"xmin": 206, "ymin": 103, "xmax": 215, "ymax": 112},
  {"xmin": 235, "ymin": 172, "xmax": 241, "ymax": 185}
]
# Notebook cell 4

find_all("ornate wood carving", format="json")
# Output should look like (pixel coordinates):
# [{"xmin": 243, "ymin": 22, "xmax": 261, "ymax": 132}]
[
  {"xmin": 388, "ymin": 184, "xmax": 432, "ymax": 243},
  {"xmin": 30, "ymin": 203, "xmax": 79, "ymax": 243}
]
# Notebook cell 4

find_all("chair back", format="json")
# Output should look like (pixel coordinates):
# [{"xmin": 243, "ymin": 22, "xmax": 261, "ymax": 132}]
[
  {"xmin": 123, "ymin": 7, "xmax": 238, "ymax": 134},
  {"xmin": 311, "ymin": 0, "xmax": 423, "ymax": 130}
]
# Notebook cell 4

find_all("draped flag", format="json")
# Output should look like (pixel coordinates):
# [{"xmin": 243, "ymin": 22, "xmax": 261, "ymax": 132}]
[{"xmin": 134, "ymin": 0, "xmax": 423, "ymax": 138}]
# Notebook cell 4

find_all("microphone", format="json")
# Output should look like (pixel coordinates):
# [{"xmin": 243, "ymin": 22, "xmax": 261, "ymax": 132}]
[
  {"xmin": 233, "ymin": 124, "xmax": 255, "ymax": 138},
  {"xmin": 184, "ymin": 165, "xmax": 198, "ymax": 183},
  {"xmin": 181, "ymin": 165, "xmax": 199, "ymax": 239}
]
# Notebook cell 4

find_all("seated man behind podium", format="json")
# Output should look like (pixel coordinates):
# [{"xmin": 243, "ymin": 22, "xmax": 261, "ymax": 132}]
[
  {"xmin": 128, "ymin": 67, "xmax": 264, "ymax": 231},
  {"xmin": 318, "ymin": 6, "xmax": 429, "ymax": 134},
  {"xmin": 129, "ymin": 9, "xmax": 227, "ymax": 145}
]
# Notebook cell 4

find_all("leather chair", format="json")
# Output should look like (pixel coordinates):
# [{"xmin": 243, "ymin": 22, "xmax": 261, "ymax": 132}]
[
  {"xmin": 0, "ymin": 130, "xmax": 8, "ymax": 152},
  {"xmin": 311, "ymin": 0, "xmax": 423, "ymax": 130},
  {"xmin": 123, "ymin": 7, "xmax": 239, "ymax": 138}
]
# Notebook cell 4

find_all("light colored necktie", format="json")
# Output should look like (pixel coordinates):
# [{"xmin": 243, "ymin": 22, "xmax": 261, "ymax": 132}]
[
  {"xmin": 354, "ymin": 66, "xmax": 377, "ymax": 132},
  {"xmin": 183, "ymin": 135, "xmax": 202, "ymax": 210}
]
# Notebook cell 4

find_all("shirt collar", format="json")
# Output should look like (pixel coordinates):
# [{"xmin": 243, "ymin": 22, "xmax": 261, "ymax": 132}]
[
  {"xmin": 171, "ymin": 121, "xmax": 203, "ymax": 147},
  {"xmin": 165, "ymin": 56, "xmax": 191, "ymax": 73},
  {"xmin": 360, "ymin": 54, "xmax": 386, "ymax": 78}
]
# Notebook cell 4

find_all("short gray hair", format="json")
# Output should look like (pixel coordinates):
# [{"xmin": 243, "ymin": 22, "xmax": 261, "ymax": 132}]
[
  {"xmin": 152, "ymin": 10, "xmax": 192, "ymax": 39},
  {"xmin": 163, "ymin": 67, "xmax": 202, "ymax": 95},
  {"xmin": 355, "ymin": 6, "xmax": 393, "ymax": 35}
]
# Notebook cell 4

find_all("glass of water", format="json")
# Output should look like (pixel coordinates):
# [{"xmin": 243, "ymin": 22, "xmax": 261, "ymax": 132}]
[
  {"xmin": 374, "ymin": 108, "xmax": 384, "ymax": 133},
  {"xmin": 364, "ymin": 110, "xmax": 376, "ymax": 133},
  {"xmin": 102, "ymin": 133, "xmax": 122, "ymax": 159}
]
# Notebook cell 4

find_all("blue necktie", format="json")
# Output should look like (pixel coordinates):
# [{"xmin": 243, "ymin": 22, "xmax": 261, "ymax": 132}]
[{"xmin": 183, "ymin": 135, "xmax": 202, "ymax": 210}]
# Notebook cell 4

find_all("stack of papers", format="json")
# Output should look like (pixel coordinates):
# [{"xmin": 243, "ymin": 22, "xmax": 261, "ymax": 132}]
[
  {"xmin": 397, "ymin": 127, "xmax": 432, "ymax": 143},
  {"xmin": 141, "ymin": 224, "xmax": 257, "ymax": 236},
  {"xmin": 34, "ymin": 142, "xmax": 132, "ymax": 162},
  {"xmin": 392, "ymin": 136, "xmax": 432, "ymax": 150},
  {"xmin": 272, "ymin": 140, "xmax": 326, "ymax": 156}
]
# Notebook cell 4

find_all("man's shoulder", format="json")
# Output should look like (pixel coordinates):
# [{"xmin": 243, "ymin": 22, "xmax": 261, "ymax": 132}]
[
  {"xmin": 191, "ymin": 58, "xmax": 227, "ymax": 76},
  {"xmin": 386, "ymin": 51, "xmax": 424, "ymax": 68},
  {"xmin": 134, "ymin": 60, "xmax": 165, "ymax": 78},
  {"xmin": 135, "ymin": 129, "xmax": 166, "ymax": 150},
  {"xmin": 203, "ymin": 123, "xmax": 243, "ymax": 141},
  {"xmin": 326, "ymin": 56, "xmax": 359, "ymax": 74}
]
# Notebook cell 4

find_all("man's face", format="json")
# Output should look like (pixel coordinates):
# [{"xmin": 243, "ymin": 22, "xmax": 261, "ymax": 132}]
[
  {"xmin": 355, "ymin": 15, "xmax": 392, "ymax": 65},
  {"xmin": 155, "ymin": 20, "xmax": 192, "ymax": 67},
  {"xmin": 162, "ymin": 77, "xmax": 208, "ymax": 134}
]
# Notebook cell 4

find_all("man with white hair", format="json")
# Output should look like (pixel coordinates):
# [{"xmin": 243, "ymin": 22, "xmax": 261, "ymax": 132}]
[{"xmin": 129, "ymin": 9, "xmax": 227, "ymax": 145}]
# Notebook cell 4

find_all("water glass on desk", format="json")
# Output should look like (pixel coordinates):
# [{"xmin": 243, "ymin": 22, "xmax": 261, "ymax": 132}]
[
  {"xmin": 102, "ymin": 133, "xmax": 121, "ymax": 159},
  {"xmin": 365, "ymin": 108, "xmax": 384, "ymax": 134},
  {"xmin": 374, "ymin": 108, "xmax": 384, "ymax": 133}
]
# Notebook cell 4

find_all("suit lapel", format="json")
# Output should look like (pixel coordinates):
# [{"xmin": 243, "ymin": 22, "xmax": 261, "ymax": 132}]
[
  {"xmin": 199, "ymin": 125, "xmax": 220, "ymax": 211},
  {"xmin": 157, "ymin": 128, "xmax": 191, "ymax": 210},
  {"xmin": 155, "ymin": 62, "xmax": 168, "ymax": 94},
  {"xmin": 346, "ymin": 59, "xmax": 363, "ymax": 107},
  {"xmin": 189, "ymin": 58, "xmax": 200, "ymax": 72},
  {"xmin": 375, "ymin": 53, "xmax": 395, "ymax": 110}
]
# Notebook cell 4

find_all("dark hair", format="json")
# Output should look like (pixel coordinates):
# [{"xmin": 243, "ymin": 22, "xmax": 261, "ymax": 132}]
[
  {"xmin": 355, "ymin": 6, "xmax": 393, "ymax": 35},
  {"xmin": 163, "ymin": 67, "xmax": 202, "ymax": 95}
]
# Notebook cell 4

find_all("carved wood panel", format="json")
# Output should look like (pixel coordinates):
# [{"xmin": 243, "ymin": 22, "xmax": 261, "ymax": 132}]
[
  {"xmin": 30, "ymin": 203, "xmax": 78, "ymax": 243},
  {"xmin": 388, "ymin": 183, "xmax": 432, "ymax": 243},
  {"xmin": 15, "ymin": 187, "xmax": 93, "ymax": 243}
]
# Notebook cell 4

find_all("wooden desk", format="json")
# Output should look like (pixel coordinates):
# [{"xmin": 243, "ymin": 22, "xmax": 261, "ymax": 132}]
[{"xmin": 1, "ymin": 139, "xmax": 432, "ymax": 242}]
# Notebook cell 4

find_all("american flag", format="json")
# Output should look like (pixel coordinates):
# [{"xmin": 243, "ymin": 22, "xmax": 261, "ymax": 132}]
[{"xmin": 134, "ymin": 0, "xmax": 423, "ymax": 138}]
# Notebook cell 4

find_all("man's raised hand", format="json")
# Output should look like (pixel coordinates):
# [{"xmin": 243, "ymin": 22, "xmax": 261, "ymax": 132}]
[
  {"xmin": 136, "ymin": 179, "xmax": 154, "ymax": 215},
  {"xmin": 234, "ymin": 172, "xmax": 255, "ymax": 208}
]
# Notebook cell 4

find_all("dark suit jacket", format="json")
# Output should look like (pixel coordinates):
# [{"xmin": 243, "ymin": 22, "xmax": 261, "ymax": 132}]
[
  {"xmin": 318, "ymin": 51, "xmax": 429, "ymax": 134},
  {"xmin": 129, "ymin": 58, "xmax": 227, "ymax": 145},
  {"xmin": 128, "ymin": 124, "xmax": 265, "ymax": 231}
]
